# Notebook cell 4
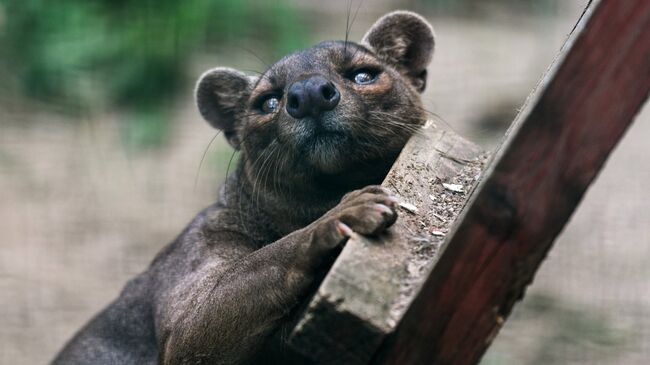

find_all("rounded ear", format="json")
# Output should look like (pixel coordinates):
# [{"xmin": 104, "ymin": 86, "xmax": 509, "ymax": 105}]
[
  {"xmin": 361, "ymin": 11, "xmax": 435, "ymax": 92},
  {"xmin": 195, "ymin": 67, "xmax": 256, "ymax": 148}
]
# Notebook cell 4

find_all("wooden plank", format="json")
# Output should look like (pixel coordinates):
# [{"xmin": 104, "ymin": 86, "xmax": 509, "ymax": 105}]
[
  {"xmin": 372, "ymin": 0, "xmax": 650, "ymax": 364},
  {"xmin": 288, "ymin": 121, "xmax": 486, "ymax": 364}
]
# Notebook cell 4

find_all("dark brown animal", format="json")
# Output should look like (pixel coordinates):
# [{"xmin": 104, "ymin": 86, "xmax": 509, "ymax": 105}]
[{"xmin": 52, "ymin": 11, "xmax": 435, "ymax": 365}]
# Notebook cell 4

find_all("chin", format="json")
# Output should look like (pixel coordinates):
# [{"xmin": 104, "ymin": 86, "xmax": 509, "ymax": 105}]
[
  {"xmin": 307, "ymin": 148, "xmax": 347, "ymax": 174},
  {"xmin": 301, "ymin": 132, "xmax": 351, "ymax": 173}
]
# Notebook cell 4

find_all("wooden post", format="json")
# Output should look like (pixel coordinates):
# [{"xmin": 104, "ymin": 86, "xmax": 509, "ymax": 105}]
[
  {"xmin": 372, "ymin": 0, "xmax": 650, "ymax": 364},
  {"xmin": 289, "ymin": 121, "xmax": 486, "ymax": 364}
]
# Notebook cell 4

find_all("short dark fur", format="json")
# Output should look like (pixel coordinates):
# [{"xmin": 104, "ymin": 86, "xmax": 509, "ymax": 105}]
[{"xmin": 52, "ymin": 11, "xmax": 434, "ymax": 365}]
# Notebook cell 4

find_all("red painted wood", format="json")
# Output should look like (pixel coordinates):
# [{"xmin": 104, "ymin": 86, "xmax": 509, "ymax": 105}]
[{"xmin": 372, "ymin": 0, "xmax": 650, "ymax": 364}]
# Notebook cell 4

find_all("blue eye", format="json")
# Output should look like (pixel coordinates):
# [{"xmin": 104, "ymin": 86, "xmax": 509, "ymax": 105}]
[
  {"xmin": 261, "ymin": 96, "xmax": 280, "ymax": 114},
  {"xmin": 353, "ymin": 70, "xmax": 377, "ymax": 85}
]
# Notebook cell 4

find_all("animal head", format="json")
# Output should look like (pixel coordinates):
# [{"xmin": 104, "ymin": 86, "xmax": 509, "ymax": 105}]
[{"xmin": 196, "ymin": 11, "xmax": 435, "ymax": 189}]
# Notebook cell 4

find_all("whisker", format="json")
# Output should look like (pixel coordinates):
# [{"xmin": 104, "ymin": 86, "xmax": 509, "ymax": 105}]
[
  {"xmin": 223, "ymin": 149, "xmax": 239, "ymax": 199},
  {"xmin": 237, "ymin": 46, "xmax": 272, "ymax": 70},
  {"xmin": 254, "ymin": 142, "xmax": 279, "ymax": 215},
  {"xmin": 382, "ymin": 101, "xmax": 460, "ymax": 134},
  {"xmin": 344, "ymin": 0, "xmax": 352, "ymax": 56},
  {"xmin": 247, "ymin": 143, "xmax": 273, "ymax": 211},
  {"xmin": 194, "ymin": 131, "xmax": 222, "ymax": 191},
  {"xmin": 350, "ymin": 0, "xmax": 364, "ymax": 34},
  {"xmin": 240, "ymin": 68, "xmax": 265, "ymax": 76}
]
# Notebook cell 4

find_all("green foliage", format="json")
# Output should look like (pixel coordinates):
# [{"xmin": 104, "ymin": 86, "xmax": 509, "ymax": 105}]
[
  {"xmin": 0, "ymin": 0, "xmax": 307, "ymax": 147},
  {"xmin": 120, "ymin": 108, "xmax": 170, "ymax": 150}
]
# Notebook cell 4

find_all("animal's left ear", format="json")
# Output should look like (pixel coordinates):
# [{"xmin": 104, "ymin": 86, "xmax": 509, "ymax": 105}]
[
  {"xmin": 195, "ymin": 67, "xmax": 257, "ymax": 149},
  {"xmin": 362, "ymin": 11, "xmax": 435, "ymax": 92}
]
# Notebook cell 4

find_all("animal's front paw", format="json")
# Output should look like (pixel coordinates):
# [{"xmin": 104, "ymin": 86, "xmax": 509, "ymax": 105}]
[
  {"xmin": 312, "ymin": 186, "xmax": 399, "ymax": 249},
  {"xmin": 335, "ymin": 185, "xmax": 399, "ymax": 236}
]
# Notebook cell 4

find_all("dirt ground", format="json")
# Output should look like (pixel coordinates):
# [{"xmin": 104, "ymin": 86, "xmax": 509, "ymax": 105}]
[{"xmin": 3, "ymin": 1, "xmax": 649, "ymax": 364}]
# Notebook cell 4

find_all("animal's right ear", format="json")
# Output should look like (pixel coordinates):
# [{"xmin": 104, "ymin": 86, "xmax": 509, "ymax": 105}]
[
  {"xmin": 362, "ymin": 11, "xmax": 435, "ymax": 92},
  {"xmin": 195, "ymin": 67, "xmax": 256, "ymax": 149}
]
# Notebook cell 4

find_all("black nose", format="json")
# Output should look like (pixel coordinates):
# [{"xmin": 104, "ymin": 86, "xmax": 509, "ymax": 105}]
[{"xmin": 286, "ymin": 76, "xmax": 340, "ymax": 119}]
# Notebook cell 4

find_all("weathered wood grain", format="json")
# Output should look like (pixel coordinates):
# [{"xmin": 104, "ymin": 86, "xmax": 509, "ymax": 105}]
[
  {"xmin": 372, "ymin": 0, "xmax": 650, "ymax": 364},
  {"xmin": 288, "ymin": 121, "xmax": 486, "ymax": 364}
]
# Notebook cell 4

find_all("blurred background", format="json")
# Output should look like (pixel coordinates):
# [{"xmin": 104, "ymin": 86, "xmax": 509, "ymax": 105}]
[{"xmin": 1, "ymin": 0, "xmax": 648, "ymax": 364}]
